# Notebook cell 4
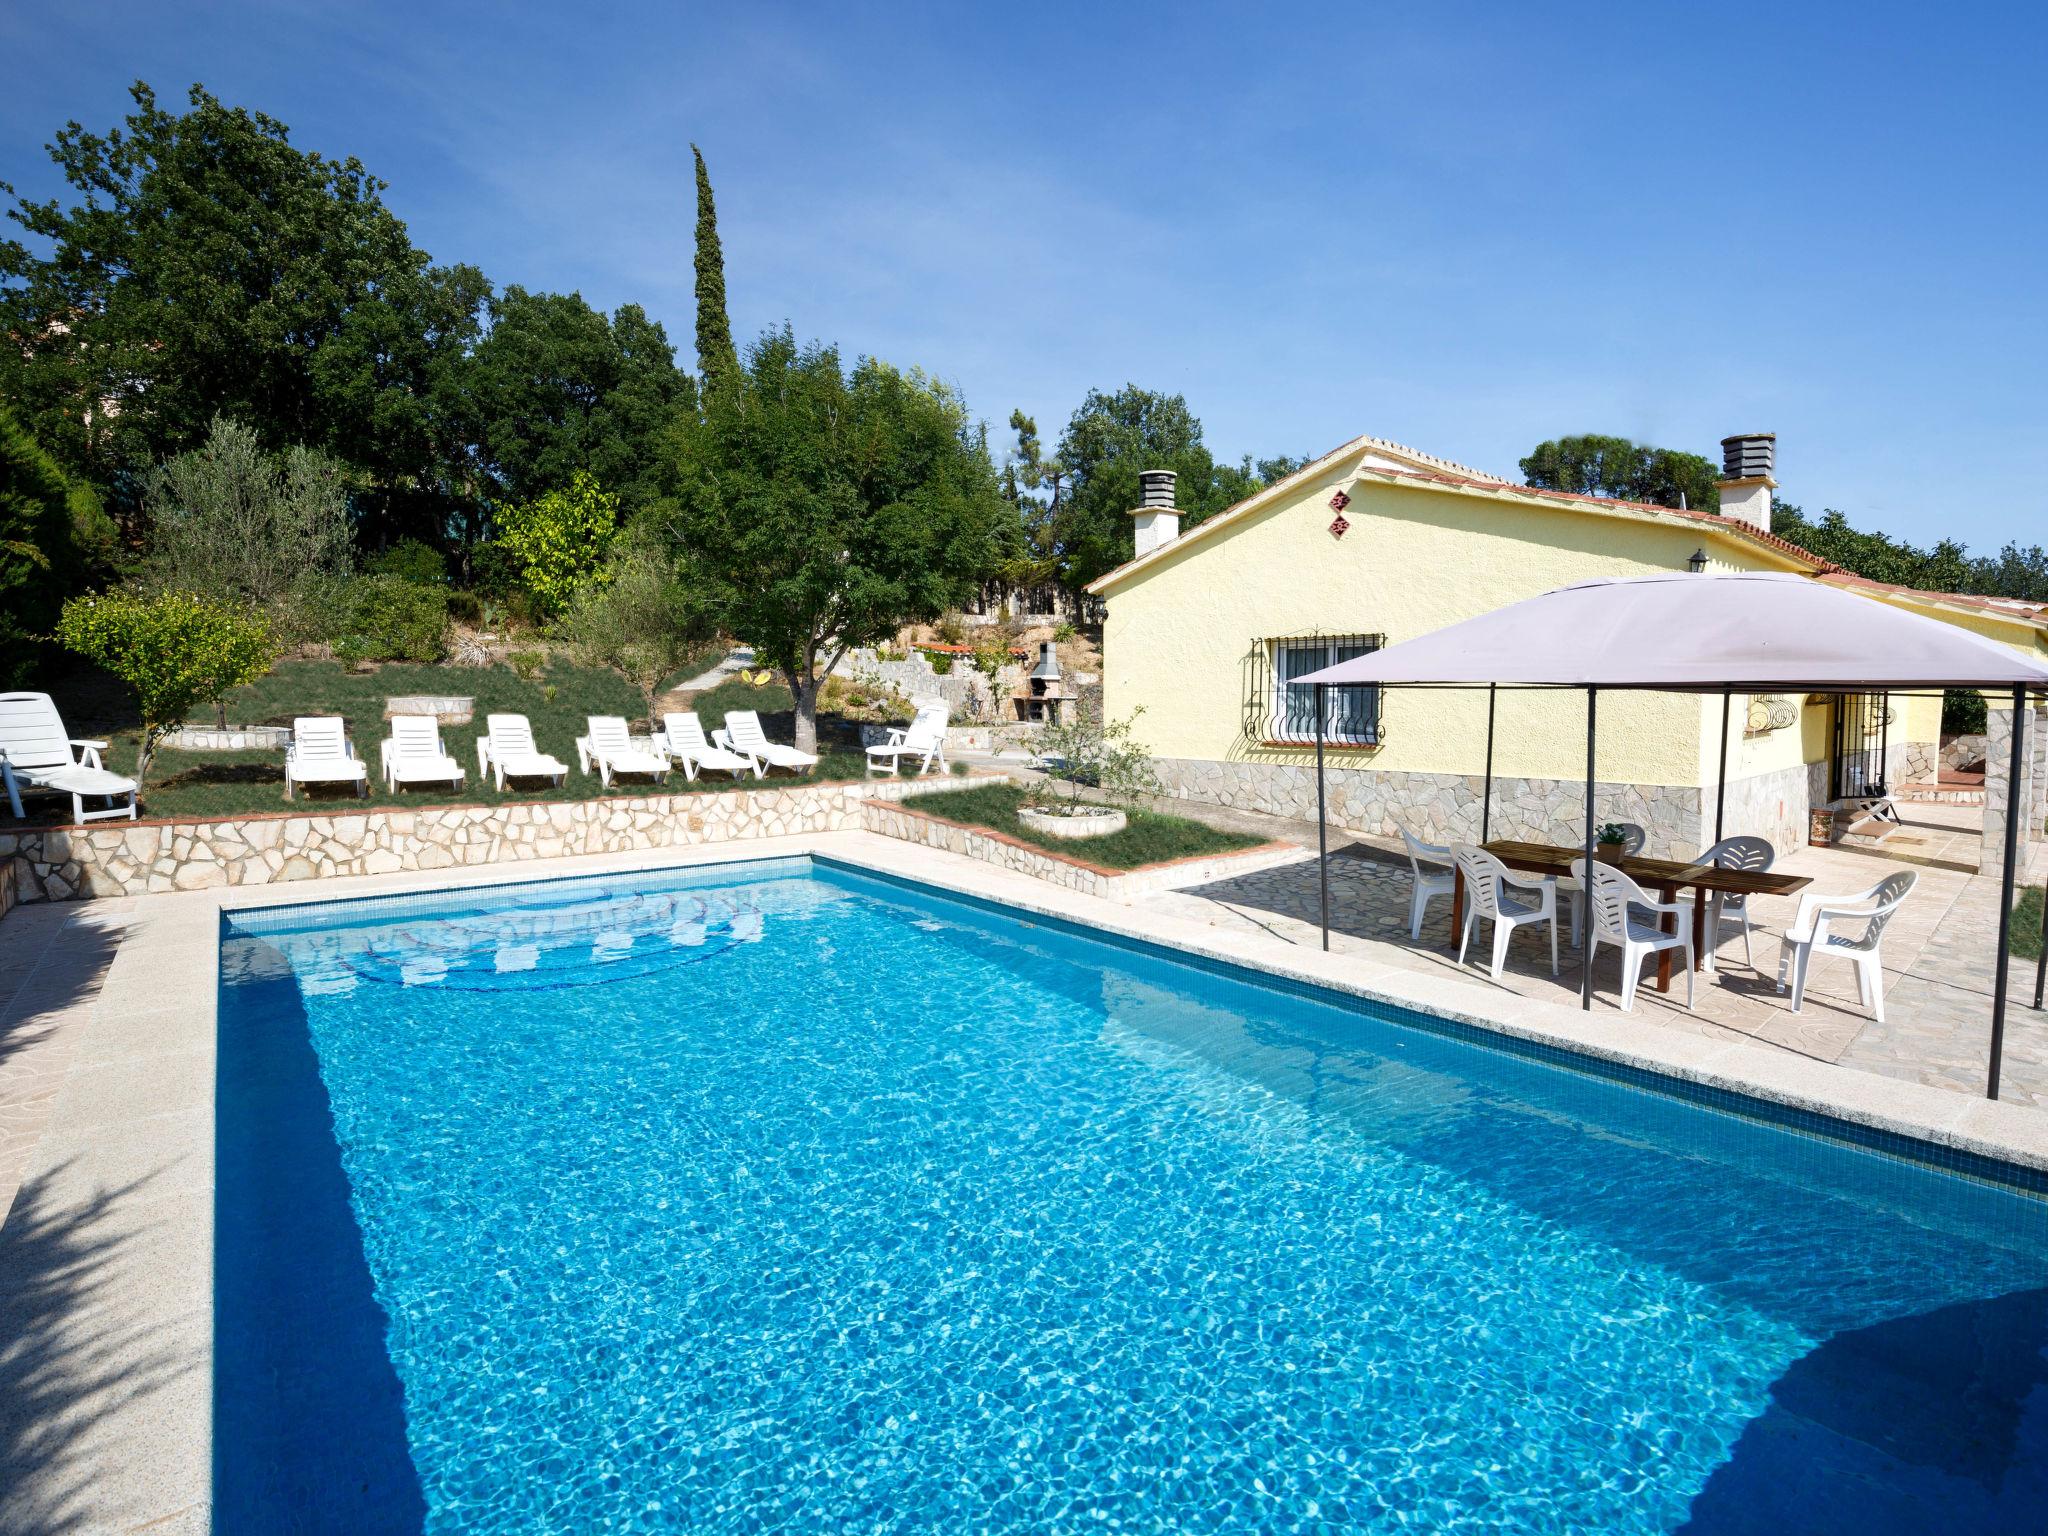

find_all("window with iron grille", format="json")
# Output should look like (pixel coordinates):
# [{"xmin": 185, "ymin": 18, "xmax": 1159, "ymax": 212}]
[{"xmin": 1243, "ymin": 633, "xmax": 1384, "ymax": 746}]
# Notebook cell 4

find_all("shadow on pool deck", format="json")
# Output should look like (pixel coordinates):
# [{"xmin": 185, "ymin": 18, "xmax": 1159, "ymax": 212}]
[
  {"xmin": 215, "ymin": 941, "xmax": 426, "ymax": 1534},
  {"xmin": 1680, "ymin": 1287, "xmax": 2048, "ymax": 1535}
]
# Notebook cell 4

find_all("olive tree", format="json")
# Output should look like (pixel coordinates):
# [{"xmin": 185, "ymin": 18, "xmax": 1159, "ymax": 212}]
[{"xmin": 556, "ymin": 538, "xmax": 712, "ymax": 729}]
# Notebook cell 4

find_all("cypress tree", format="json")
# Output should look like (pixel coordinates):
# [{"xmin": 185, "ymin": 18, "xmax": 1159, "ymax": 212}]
[{"xmin": 691, "ymin": 144, "xmax": 739, "ymax": 392}]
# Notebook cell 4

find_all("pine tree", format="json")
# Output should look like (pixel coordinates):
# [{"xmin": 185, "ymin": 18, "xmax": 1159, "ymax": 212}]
[{"xmin": 691, "ymin": 144, "xmax": 738, "ymax": 391}]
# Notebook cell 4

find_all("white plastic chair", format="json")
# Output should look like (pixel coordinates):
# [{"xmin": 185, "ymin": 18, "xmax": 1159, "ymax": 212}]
[
  {"xmin": 716, "ymin": 709, "xmax": 820, "ymax": 774},
  {"xmin": 284, "ymin": 716, "xmax": 368, "ymax": 802},
  {"xmin": 577, "ymin": 716, "xmax": 670, "ymax": 788},
  {"xmin": 661, "ymin": 713, "xmax": 757, "ymax": 782},
  {"xmin": 380, "ymin": 715, "xmax": 465, "ymax": 792},
  {"xmin": 1572, "ymin": 858, "xmax": 1695, "ymax": 1012},
  {"xmin": 1400, "ymin": 827, "xmax": 1455, "ymax": 941},
  {"xmin": 1776, "ymin": 870, "xmax": 1917, "ymax": 1020},
  {"xmin": 1700, "ymin": 834, "xmax": 1774, "ymax": 968},
  {"xmin": 476, "ymin": 714, "xmax": 568, "ymax": 789},
  {"xmin": 866, "ymin": 702, "xmax": 950, "ymax": 778},
  {"xmin": 0, "ymin": 691, "xmax": 138, "ymax": 822},
  {"xmin": 1454, "ymin": 845, "xmax": 1560, "ymax": 980}
]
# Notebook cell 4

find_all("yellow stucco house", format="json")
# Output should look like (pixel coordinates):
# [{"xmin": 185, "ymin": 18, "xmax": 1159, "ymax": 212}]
[{"xmin": 1087, "ymin": 433, "xmax": 2048, "ymax": 859}]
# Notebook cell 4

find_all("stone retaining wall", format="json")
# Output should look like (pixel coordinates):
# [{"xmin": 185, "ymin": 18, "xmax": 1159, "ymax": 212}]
[
  {"xmin": 0, "ymin": 779, "xmax": 941, "ymax": 907},
  {"xmin": 860, "ymin": 791, "xmax": 1301, "ymax": 901}
]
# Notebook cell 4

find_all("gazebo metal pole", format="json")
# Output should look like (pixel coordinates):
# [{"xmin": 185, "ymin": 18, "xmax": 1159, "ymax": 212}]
[
  {"xmin": 1714, "ymin": 687, "xmax": 1731, "ymax": 846},
  {"xmin": 1988, "ymin": 684, "xmax": 2027, "ymax": 1099},
  {"xmin": 1315, "ymin": 683, "xmax": 1330, "ymax": 952},
  {"xmin": 1481, "ymin": 684, "xmax": 1497, "ymax": 845},
  {"xmin": 1581, "ymin": 687, "xmax": 1597, "ymax": 1011}
]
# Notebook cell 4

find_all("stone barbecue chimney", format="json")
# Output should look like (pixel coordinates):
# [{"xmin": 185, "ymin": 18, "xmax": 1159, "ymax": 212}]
[
  {"xmin": 1718, "ymin": 433, "xmax": 1776, "ymax": 532},
  {"xmin": 1130, "ymin": 468, "xmax": 1180, "ymax": 557}
]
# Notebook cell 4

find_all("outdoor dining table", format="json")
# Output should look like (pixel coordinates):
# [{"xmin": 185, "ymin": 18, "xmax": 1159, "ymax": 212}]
[{"xmin": 1449, "ymin": 839, "xmax": 1814, "ymax": 992}]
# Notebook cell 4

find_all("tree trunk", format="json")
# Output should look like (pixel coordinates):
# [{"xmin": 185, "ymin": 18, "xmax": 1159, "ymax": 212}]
[{"xmin": 790, "ymin": 668, "xmax": 820, "ymax": 757}]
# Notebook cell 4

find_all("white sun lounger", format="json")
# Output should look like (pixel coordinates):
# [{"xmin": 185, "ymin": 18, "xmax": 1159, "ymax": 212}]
[
  {"xmin": 577, "ymin": 716, "xmax": 670, "ymax": 788},
  {"xmin": 865, "ymin": 701, "xmax": 950, "ymax": 778},
  {"xmin": 717, "ymin": 709, "xmax": 820, "ymax": 774},
  {"xmin": 0, "ymin": 691, "xmax": 139, "ymax": 822},
  {"xmin": 477, "ymin": 713, "xmax": 569, "ymax": 789},
  {"xmin": 381, "ymin": 714, "xmax": 465, "ymax": 792},
  {"xmin": 284, "ymin": 717, "xmax": 369, "ymax": 801},
  {"xmin": 660, "ymin": 712, "xmax": 757, "ymax": 782}
]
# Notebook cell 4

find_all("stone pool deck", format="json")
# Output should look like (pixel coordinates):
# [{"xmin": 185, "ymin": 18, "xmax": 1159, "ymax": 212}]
[{"xmin": 2, "ymin": 829, "xmax": 2045, "ymax": 1532}]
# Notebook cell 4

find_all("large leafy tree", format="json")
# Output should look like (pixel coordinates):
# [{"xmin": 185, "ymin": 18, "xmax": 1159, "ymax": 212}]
[
  {"xmin": 1042, "ymin": 385, "xmax": 1258, "ymax": 590},
  {"xmin": 0, "ymin": 402, "xmax": 113, "ymax": 685},
  {"xmin": 666, "ymin": 329, "xmax": 1010, "ymax": 753},
  {"xmin": 457, "ymin": 287, "xmax": 690, "ymax": 518},
  {"xmin": 0, "ymin": 82, "xmax": 486, "ymax": 538},
  {"xmin": 1520, "ymin": 434, "xmax": 1721, "ymax": 512}
]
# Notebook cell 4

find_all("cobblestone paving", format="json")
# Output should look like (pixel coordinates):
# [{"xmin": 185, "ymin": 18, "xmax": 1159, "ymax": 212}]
[{"xmin": 1143, "ymin": 800, "xmax": 2048, "ymax": 1110}]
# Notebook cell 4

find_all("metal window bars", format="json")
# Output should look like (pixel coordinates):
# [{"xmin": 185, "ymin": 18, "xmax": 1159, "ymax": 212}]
[{"xmin": 1243, "ymin": 633, "xmax": 1385, "ymax": 746}]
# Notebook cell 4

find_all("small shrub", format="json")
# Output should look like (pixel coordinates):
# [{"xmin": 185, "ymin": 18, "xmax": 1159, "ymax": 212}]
[
  {"xmin": 1028, "ymin": 707, "xmax": 1162, "ymax": 811},
  {"xmin": 1052, "ymin": 620, "xmax": 1077, "ymax": 645},
  {"xmin": 971, "ymin": 641, "xmax": 1009, "ymax": 682},
  {"xmin": 929, "ymin": 652, "xmax": 953, "ymax": 675},
  {"xmin": 364, "ymin": 539, "xmax": 448, "ymax": 586},
  {"xmin": 330, "ymin": 575, "xmax": 450, "ymax": 665},
  {"xmin": 934, "ymin": 613, "xmax": 966, "ymax": 647},
  {"xmin": 495, "ymin": 471, "xmax": 618, "ymax": 619},
  {"xmin": 445, "ymin": 589, "xmax": 484, "ymax": 624},
  {"xmin": 507, "ymin": 648, "xmax": 547, "ymax": 682}
]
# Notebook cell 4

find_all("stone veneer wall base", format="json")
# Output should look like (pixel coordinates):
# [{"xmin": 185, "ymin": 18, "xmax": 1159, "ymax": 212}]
[{"xmin": 0, "ymin": 778, "xmax": 949, "ymax": 908}]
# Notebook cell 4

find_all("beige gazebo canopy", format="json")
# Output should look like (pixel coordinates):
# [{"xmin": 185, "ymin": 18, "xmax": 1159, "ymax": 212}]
[{"xmin": 1295, "ymin": 571, "xmax": 2048, "ymax": 1098}]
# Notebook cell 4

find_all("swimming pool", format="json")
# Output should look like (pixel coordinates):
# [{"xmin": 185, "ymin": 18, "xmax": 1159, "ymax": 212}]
[{"xmin": 215, "ymin": 855, "xmax": 2048, "ymax": 1534}]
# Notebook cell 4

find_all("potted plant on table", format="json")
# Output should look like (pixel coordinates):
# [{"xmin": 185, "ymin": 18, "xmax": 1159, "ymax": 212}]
[
  {"xmin": 1022, "ymin": 707, "xmax": 1161, "ymax": 840},
  {"xmin": 1594, "ymin": 822, "xmax": 1630, "ymax": 862}
]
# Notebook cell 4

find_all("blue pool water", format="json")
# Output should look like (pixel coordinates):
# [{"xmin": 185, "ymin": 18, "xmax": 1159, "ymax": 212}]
[{"xmin": 215, "ymin": 856, "xmax": 2048, "ymax": 1534}]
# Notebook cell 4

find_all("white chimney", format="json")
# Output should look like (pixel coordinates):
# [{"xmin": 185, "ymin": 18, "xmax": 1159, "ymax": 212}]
[
  {"xmin": 1718, "ymin": 433, "xmax": 1776, "ymax": 532},
  {"xmin": 1131, "ymin": 468, "xmax": 1180, "ymax": 557}
]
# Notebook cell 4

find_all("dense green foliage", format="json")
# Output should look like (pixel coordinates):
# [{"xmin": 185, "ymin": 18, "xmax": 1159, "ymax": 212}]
[
  {"xmin": 0, "ymin": 402, "xmax": 110, "ymax": 684},
  {"xmin": 139, "ymin": 416, "xmax": 354, "ymax": 643},
  {"xmin": 910, "ymin": 782, "xmax": 1263, "ymax": 869},
  {"xmin": 461, "ymin": 287, "xmax": 689, "ymax": 519},
  {"xmin": 0, "ymin": 83, "xmax": 487, "ymax": 537},
  {"xmin": 2015, "ymin": 887, "xmax": 2043, "ymax": 963},
  {"xmin": 666, "ymin": 330, "xmax": 1011, "ymax": 752},
  {"xmin": 56, "ymin": 589, "xmax": 276, "ymax": 781},
  {"xmin": 494, "ymin": 471, "xmax": 620, "ymax": 618},
  {"xmin": 691, "ymin": 145, "xmax": 739, "ymax": 394},
  {"xmin": 1018, "ymin": 386, "xmax": 1262, "ymax": 590},
  {"xmin": 364, "ymin": 538, "xmax": 449, "ymax": 585},
  {"xmin": 1520, "ymin": 434, "xmax": 1722, "ymax": 512},
  {"xmin": 1770, "ymin": 499, "xmax": 2048, "ymax": 602},
  {"xmin": 557, "ymin": 538, "xmax": 714, "ymax": 725},
  {"xmin": 330, "ymin": 574, "xmax": 450, "ymax": 665}
]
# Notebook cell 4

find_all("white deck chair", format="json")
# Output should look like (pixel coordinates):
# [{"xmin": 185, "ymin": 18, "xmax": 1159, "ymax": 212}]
[
  {"xmin": 1700, "ymin": 834, "xmax": 1775, "ymax": 969},
  {"xmin": 0, "ymin": 691, "xmax": 138, "ymax": 822},
  {"xmin": 577, "ymin": 716, "xmax": 670, "ymax": 788},
  {"xmin": 1454, "ymin": 845, "xmax": 1561, "ymax": 981},
  {"xmin": 1572, "ymin": 857, "xmax": 1695, "ymax": 1013},
  {"xmin": 865, "ymin": 703, "xmax": 950, "ymax": 778},
  {"xmin": 1844, "ymin": 787, "xmax": 1905, "ymax": 843},
  {"xmin": 285, "ymin": 716, "xmax": 368, "ymax": 802},
  {"xmin": 716, "ymin": 709, "xmax": 820, "ymax": 774},
  {"xmin": 476, "ymin": 714, "xmax": 568, "ymax": 789},
  {"xmin": 660, "ymin": 713, "xmax": 757, "ymax": 782},
  {"xmin": 1777, "ymin": 870, "xmax": 1917, "ymax": 1020},
  {"xmin": 1400, "ymin": 827, "xmax": 1455, "ymax": 941},
  {"xmin": 381, "ymin": 714, "xmax": 465, "ymax": 792}
]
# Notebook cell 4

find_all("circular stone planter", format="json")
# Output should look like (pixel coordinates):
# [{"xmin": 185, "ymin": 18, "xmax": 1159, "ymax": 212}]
[{"xmin": 1017, "ymin": 804, "xmax": 1127, "ymax": 841}]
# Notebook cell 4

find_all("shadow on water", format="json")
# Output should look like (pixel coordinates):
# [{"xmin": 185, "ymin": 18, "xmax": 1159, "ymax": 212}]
[
  {"xmin": 0, "ymin": 1165, "xmax": 197, "ymax": 1535},
  {"xmin": 1680, "ymin": 1289, "xmax": 2048, "ymax": 1536},
  {"xmin": 215, "ymin": 935, "xmax": 427, "ymax": 1534}
]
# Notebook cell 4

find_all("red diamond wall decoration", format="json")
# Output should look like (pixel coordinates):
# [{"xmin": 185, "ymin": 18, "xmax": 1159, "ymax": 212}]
[
  {"xmin": 1328, "ymin": 489, "xmax": 1351, "ymax": 512},
  {"xmin": 1328, "ymin": 513, "xmax": 1350, "ymax": 539}
]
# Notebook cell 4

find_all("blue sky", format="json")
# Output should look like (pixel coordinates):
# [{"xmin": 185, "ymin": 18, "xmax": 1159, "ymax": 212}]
[{"xmin": 5, "ymin": 1, "xmax": 2042, "ymax": 550}]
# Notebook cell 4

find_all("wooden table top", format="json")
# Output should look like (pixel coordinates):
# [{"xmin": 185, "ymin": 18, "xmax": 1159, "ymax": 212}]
[{"xmin": 1481, "ymin": 839, "xmax": 1813, "ymax": 897}]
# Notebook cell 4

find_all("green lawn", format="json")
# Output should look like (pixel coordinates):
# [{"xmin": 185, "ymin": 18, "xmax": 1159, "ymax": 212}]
[
  {"xmin": 20, "ymin": 658, "xmax": 871, "ymax": 824},
  {"xmin": 2016, "ymin": 886, "xmax": 2044, "ymax": 962},
  {"xmin": 904, "ymin": 782, "xmax": 1266, "ymax": 870}
]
